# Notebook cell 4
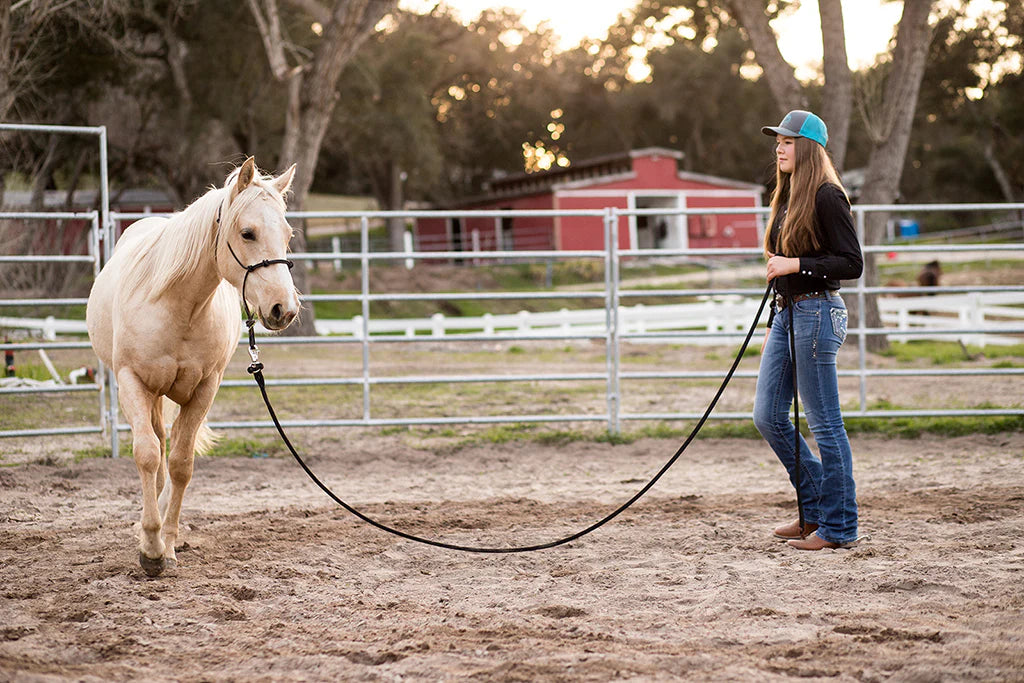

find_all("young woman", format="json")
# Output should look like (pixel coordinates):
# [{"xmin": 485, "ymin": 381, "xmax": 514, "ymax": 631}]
[{"xmin": 753, "ymin": 110, "xmax": 863, "ymax": 550}]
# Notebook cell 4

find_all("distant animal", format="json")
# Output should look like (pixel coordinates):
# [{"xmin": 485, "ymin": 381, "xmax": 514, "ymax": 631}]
[
  {"xmin": 86, "ymin": 158, "xmax": 300, "ymax": 576},
  {"xmin": 917, "ymin": 260, "xmax": 942, "ymax": 290}
]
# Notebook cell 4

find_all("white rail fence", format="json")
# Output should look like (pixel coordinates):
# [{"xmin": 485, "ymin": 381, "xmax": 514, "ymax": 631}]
[
  {"xmin": 6, "ymin": 292, "xmax": 1023, "ymax": 347},
  {"xmin": 878, "ymin": 292, "xmax": 1024, "ymax": 347}
]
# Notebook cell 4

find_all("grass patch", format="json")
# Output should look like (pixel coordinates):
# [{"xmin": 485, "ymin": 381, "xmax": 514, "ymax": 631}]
[
  {"xmin": 704, "ymin": 344, "xmax": 762, "ymax": 362},
  {"xmin": 73, "ymin": 442, "xmax": 131, "ymax": 460},
  {"xmin": 1, "ymin": 393, "xmax": 99, "ymax": 431},
  {"xmin": 980, "ymin": 344, "xmax": 1024, "ymax": 360},
  {"xmin": 844, "ymin": 399, "xmax": 1024, "ymax": 438},
  {"xmin": 879, "ymin": 340, "xmax": 1024, "ymax": 365},
  {"xmin": 846, "ymin": 414, "xmax": 1024, "ymax": 439},
  {"xmin": 205, "ymin": 435, "xmax": 284, "ymax": 458},
  {"xmin": 475, "ymin": 423, "xmax": 538, "ymax": 444},
  {"xmin": 425, "ymin": 406, "xmax": 1024, "ymax": 452},
  {"xmin": 68, "ymin": 435, "xmax": 287, "ymax": 461},
  {"xmin": 6, "ymin": 362, "xmax": 62, "ymax": 382},
  {"xmin": 439, "ymin": 420, "xmax": 764, "ymax": 452}
]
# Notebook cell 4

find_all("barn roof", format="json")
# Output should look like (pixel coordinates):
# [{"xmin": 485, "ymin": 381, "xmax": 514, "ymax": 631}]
[{"xmin": 447, "ymin": 147, "xmax": 761, "ymax": 207}]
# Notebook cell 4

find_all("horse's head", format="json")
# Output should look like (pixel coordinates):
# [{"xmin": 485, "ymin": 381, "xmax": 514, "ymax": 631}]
[{"xmin": 218, "ymin": 157, "xmax": 301, "ymax": 331}]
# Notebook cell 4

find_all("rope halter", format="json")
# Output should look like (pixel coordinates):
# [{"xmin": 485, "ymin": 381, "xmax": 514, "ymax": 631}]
[{"xmin": 216, "ymin": 203, "xmax": 294, "ymax": 375}]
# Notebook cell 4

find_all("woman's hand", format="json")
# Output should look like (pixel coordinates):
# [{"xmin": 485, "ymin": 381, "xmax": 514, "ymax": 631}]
[{"xmin": 765, "ymin": 252, "xmax": 800, "ymax": 282}]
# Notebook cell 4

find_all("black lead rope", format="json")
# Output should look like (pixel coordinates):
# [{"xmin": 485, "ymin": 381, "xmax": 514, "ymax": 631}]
[
  {"xmin": 786, "ymin": 294, "xmax": 806, "ymax": 534},
  {"xmin": 245, "ymin": 282, "xmax": 775, "ymax": 554}
]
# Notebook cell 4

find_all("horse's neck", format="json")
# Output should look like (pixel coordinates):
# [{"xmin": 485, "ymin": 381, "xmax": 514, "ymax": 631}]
[{"xmin": 156, "ymin": 192, "xmax": 227, "ymax": 310}]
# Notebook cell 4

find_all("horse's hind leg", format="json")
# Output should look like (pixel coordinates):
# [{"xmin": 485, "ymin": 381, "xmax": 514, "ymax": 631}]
[
  {"xmin": 116, "ymin": 369, "xmax": 166, "ymax": 576},
  {"xmin": 153, "ymin": 398, "xmax": 169, "ymax": 517},
  {"xmin": 161, "ymin": 379, "xmax": 218, "ymax": 569}
]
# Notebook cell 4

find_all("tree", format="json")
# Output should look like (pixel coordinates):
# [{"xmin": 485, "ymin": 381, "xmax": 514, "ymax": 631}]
[
  {"xmin": 854, "ymin": 0, "xmax": 935, "ymax": 348},
  {"xmin": 904, "ymin": 2, "xmax": 1024, "ymax": 207},
  {"xmin": 247, "ymin": 0, "xmax": 398, "ymax": 335},
  {"xmin": 325, "ymin": 6, "xmax": 567, "ymax": 212},
  {"xmin": 687, "ymin": 0, "xmax": 936, "ymax": 351}
]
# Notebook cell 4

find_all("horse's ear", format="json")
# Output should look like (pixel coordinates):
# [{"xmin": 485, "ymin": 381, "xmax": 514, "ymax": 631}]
[
  {"xmin": 271, "ymin": 164, "xmax": 297, "ymax": 196},
  {"xmin": 233, "ymin": 157, "xmax": 256, "ymax": 197}
]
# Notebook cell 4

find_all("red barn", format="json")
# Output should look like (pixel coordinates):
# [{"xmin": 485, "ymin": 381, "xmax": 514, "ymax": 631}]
[{"xmin": 415, "ymin": 148, "xmax": 764, "ymax": 254}]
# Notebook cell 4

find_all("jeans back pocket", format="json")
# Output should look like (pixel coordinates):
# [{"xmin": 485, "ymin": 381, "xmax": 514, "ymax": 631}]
[{"xmin": 830, "ymin": 307, "xmax": 848, "ymax": 344}]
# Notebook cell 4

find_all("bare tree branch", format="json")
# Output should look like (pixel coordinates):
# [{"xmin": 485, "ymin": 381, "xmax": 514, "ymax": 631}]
[{"xmin": 247, "ymin": 0, "xmax": 301, "ymax": 80}]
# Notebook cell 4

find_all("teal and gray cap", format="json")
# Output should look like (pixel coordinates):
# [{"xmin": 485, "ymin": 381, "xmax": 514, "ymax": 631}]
[{"xmin": 762, "ymin": 110, "xmax": 828, "ymax": 148}]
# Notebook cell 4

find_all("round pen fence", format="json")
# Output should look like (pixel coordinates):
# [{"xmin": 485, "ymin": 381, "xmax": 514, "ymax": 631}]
[{"xmin": 2, "ymin": 124, "xmax": 1023, "ymax": 456}]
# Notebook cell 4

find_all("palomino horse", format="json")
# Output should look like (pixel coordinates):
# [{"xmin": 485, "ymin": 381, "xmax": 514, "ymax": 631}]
[{"xmin": 87, "ymin": 158, "xmax": 300, "ymax": 576}]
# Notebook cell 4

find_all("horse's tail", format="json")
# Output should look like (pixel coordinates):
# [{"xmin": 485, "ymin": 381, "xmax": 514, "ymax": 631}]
[
  {"xmin": 194, "ymin": 421, "xmax": 218, "ymax": 457},
  {"xmin": 158, "ymin": 396, "xmax": 219, "ymax": 457}
]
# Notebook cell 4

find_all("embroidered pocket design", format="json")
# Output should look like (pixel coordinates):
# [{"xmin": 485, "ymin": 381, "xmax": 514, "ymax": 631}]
[{"xmin": 830, "ymin": 307, "xmax": 848, "ymax": 344}]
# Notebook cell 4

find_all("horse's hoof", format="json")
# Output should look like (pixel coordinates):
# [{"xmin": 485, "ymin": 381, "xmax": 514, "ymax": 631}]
[
  {"xmin": 139, "ymin": 552, "xmax": 166, "ymax": 577},
  {"xmin": 164, "ymin": 556, "xmax": 178, "ymax": 570}
]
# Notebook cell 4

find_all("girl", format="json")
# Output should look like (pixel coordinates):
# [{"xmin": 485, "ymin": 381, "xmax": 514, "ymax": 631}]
[{"xmin": 753, "ymin": 110, "xmax": 863, "ymax": 550}]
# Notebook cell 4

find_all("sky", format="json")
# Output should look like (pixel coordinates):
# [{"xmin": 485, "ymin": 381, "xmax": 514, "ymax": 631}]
[{"xmin": 399, "ymin": 0, "xmax": 908, "ymax": 76}]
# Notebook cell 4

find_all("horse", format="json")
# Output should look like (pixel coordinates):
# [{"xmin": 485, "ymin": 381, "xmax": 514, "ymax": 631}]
[{"xmin": 86, "ymin": 157, "xmax": 300, "ymax": 576}]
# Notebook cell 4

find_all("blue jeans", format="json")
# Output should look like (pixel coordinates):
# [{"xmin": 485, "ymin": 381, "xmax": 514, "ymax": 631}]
[{"xmin": 753, "ymin": 293, "xmax": 858, "ymax": 544}]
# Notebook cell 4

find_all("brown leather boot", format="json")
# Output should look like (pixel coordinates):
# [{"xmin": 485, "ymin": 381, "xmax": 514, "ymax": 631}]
[
  {"xmin": 787, "ymin": 532, "xmax": 861, "ymax": 550},
  {"xmin": 773, "ymin": 520, "xmax": 818, "ymax": 540}
]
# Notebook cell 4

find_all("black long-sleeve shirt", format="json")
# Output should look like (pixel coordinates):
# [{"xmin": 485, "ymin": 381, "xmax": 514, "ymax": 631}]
[{"xmin": 769, "ymin": 183, "xmax": 863, "ymax": 296}]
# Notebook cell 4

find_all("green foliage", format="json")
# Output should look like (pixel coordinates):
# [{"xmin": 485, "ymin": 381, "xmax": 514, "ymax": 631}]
[{"xmin": 7, "ymin": 0, "xmax": 1024, "ymax": 215}]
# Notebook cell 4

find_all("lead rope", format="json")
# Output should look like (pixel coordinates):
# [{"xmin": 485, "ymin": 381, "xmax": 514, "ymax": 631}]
[
  {"xmin": 786, "ymin": 294, "xmax": 806, "ymax": 535},
  {"xmin": 246, "ymin": 283, "xmax": 775, "ymax": 554}
]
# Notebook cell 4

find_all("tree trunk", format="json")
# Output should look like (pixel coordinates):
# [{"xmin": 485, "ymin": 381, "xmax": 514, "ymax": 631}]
[
  {"xmin": 818, "ymin": 0, "xmax": 852, "ymax": 171},
  {"xmin": 854, "ymin": 0, "xmax": 935, "ymax": 352},
  {"xmin": 387, "ymin": 161, "xmax": 406, "ymax": 253},
  {"xmin": 249, "ymin": 0, "xmax": 398, "ymax": 336},
  {"xmin": 0, "ymin": 0, "xmax": 14, "ymax": 120},
  {"xmin": 727, "ymin": 0, "xmax": 807, "ymax": 112}
]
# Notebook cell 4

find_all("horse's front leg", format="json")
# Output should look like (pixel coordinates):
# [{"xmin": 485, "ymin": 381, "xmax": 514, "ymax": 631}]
[
  {"xmin": 161, "ymin": 379, "xmax": 218, "ymax": 570},
  {"xmin": 117, "ymin": 369, "xmax": 166, "ymax": 576}
]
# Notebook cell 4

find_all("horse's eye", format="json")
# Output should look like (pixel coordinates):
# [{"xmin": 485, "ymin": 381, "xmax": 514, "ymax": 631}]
[{"xmin": 241, "ymin": 228, "xmax": 256, "ymax": 241}]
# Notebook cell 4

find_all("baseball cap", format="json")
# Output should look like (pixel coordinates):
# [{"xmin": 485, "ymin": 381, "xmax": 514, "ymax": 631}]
[{"xmin": 762, "ymin": 110, "xmax": 828, "ymax": 148}]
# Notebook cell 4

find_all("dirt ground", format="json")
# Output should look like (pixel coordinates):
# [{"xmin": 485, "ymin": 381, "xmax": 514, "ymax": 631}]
[
  {"xmin": 2, "ymin": 260, "xmax": 1022, "ymax": 680},
  {"xmin": 2, "ymin": 428, "xmax": 1023, "ymax": 681}
]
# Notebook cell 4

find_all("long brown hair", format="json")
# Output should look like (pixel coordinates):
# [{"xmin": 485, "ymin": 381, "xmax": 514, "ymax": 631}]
[{"xmin": 763, "ymin": 136, "xmax": 847, "ymax": 257}]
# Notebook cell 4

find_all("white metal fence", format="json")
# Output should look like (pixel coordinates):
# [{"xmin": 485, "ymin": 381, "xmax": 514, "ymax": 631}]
[
  {"xmin": 14, "ymin": 292, "xmax": 1022, "ymax": 347},
  {"xmin": 2, "ymin": 124, "xmax": 1024, "ymax": 456}
]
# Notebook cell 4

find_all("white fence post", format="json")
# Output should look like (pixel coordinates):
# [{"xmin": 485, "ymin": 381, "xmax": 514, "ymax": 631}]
[
  {"xmin": 403, "ymin": 230, "xmax": 414, "ymax": 270},
  {"xmin": 968, "ymin": 292, "xmax": 984, "ymax": 348},
  {"xmin": 517, "ymin": 310, "xmax": 530, "ymax": 333}
]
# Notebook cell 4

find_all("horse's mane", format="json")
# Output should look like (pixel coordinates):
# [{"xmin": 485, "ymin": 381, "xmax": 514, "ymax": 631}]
[{"xmin": 123, "ymin": 168, "xmax": 288, "ymax": 302}]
